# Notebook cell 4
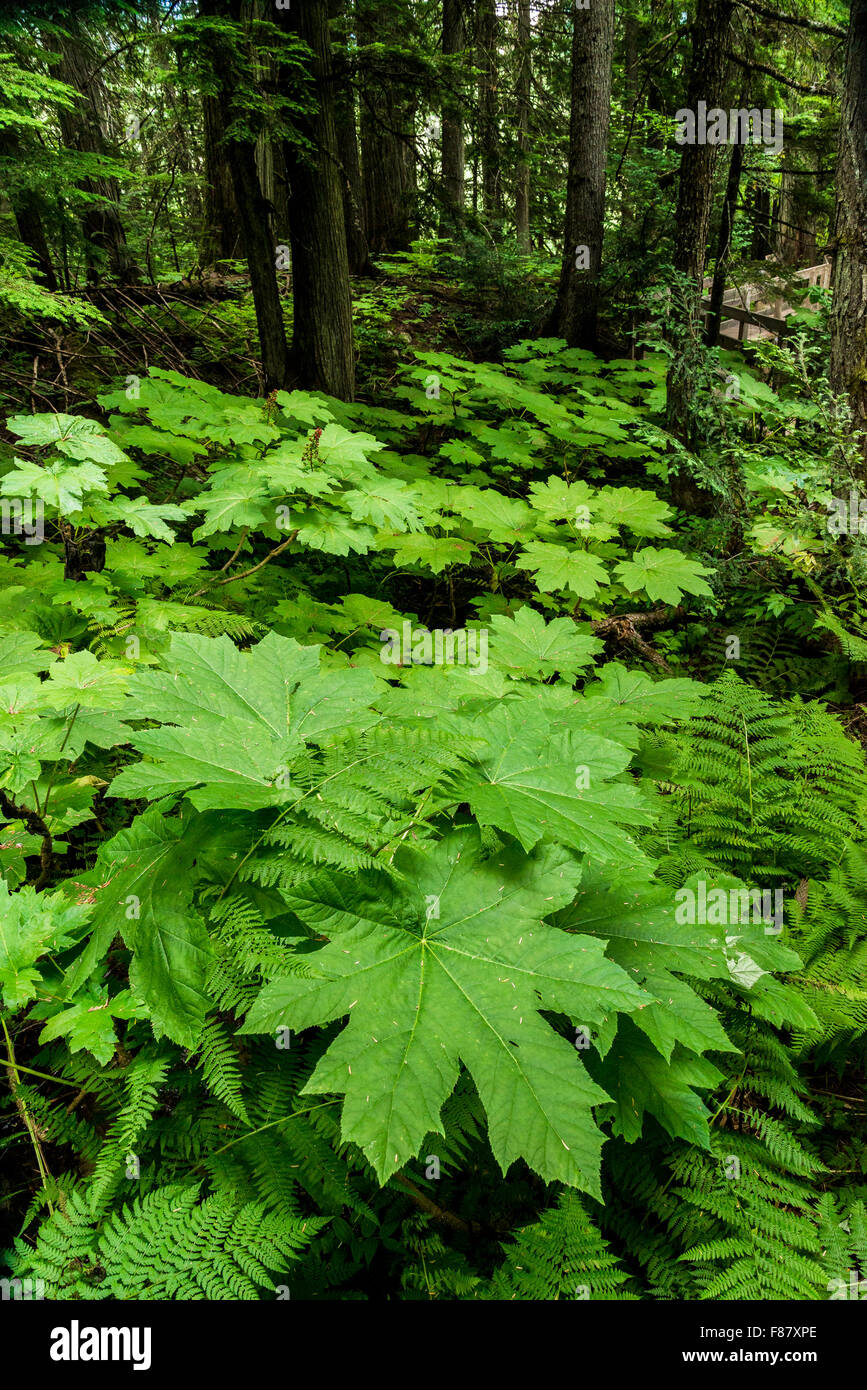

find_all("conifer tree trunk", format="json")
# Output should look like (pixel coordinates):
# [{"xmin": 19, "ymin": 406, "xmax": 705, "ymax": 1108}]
[
  {"xmin": 551, "ymin": 0, "xmax": 615, "ymax": 347},
  {"xmin": 705, "ymin": 136, "xmax": 744, "ymax": 346},
  {"xmin": 440, "ymin": 0, "xmax": 466, "ymax": 232},
  {"xmin": 830, "ymin": 0, "xmax": 867, "ymax": 464},
  {"xmin": 46, "ymin": 24, "xmax": 140, "ymax": 286},
  {"xmin": 335, "ymin": 80, "xmax": 373, "ymax": 275},
  {"xmin": 278, "ymin": 0, "xmax": 355, "ymax": 400},
  {"xmin": 514, "ymin": 0, "xmax": 531, "ymax": 251},
  {"xmin": 665, "ymin": 0, "xmax": 734, "ymax": 453},
  {"xmin": 200, "ymin": 92, "xmax": 241, "ymax": 264},
  {"xmin": 200, "ymin": 0, "xmax": 290, "ymax": 392},
  {"xmin": 358, "ymin": 2, "xmax": 414, "ymax": 253},
  {"xmin": 0, "ymin": 127, "xmax": 58, "ymax": 291},
  {"xmin": 477, "ymin": 0, "xmax": 502, "ymax": 220}
]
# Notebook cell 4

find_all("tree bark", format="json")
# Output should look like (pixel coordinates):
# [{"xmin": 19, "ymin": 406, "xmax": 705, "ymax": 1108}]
[
  {"xmin": 829, "ymin": 0, "xmax": 867, "ymax": 464},
  {"xmin": 665, "ymin": 0, "xmax": 734, "ymax": 454},
  {"xmin": 335, "ymin": 74, "xmax": 373, "ymax": 274},
  {"xmin": 200, "ymin": 0, "xmax": 291, "ymax": 392},
  {"xmin": 278, "ymin": 0, "xmax": 355, "ymax": 400},
  {"xmin": 200, "ymin": 92, "xmax": 241, "ymax": 264},
  {"xmin": 514, "ymin": 0, "xmax": 531, "ymax": 251},
  {"xmin": 477, "ymin": 0, "xmax": 502, "ymax": 220},
  {"xmin": 705, "ymin": 136, "xmax": 744, "ymax": 346},
  {"xmin": 357, "ymin": 2, "xmax": 415, "ymax": 253},
  {"xmin": 45, "ymin": 23, "xmax": 140, "ymax": 286},
  {"xmin": 440, "ymin": 0, "xmax": 466, "ymax": 232},
  {"xmin": 551, "ymin": 0, "xmax": 615, "ymax": 347},
  {"xmin": 0, "ymin": 127, "xmax": 58, "ymax": 291}
]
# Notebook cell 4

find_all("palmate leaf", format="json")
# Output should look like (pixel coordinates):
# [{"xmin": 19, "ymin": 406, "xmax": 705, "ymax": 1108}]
[
  {"xmin": 576, "ymin": 662, "xmax": 710, "ymax": 745},
  {"xmin": 343, "ymin": 479, "xmax": 424, "ymax": 531},
  {"xmin": 6, "ymin": 412, "xmax": 128, "ymax": 465},
  {"xmin": 0, "ymin": 629, "xmax": 56, "ymax": 679},
  {"xmin": 591, "ymin": 1018, "xmax": 723, "ymax": 1147},
  {"xmin": 89, "ymin": 495, "xmax": 187, "ymax": 542},
  {"xmin": 378, "ymin": 532, "xmax": 476, "ymax": 574},
  {"xmin": 489, "ymin": 607, "xmax": 602, "ymax": 680},
  {"xmin": 1, "ymin": 457, "xmax": 107, "ymax": 512},
  {"xmin": 293, "ymin": 506, "xmax": 376, "ymax": 556},
  {"xmin": 526, "ymin": 476, "xmax": 600, "ymax": 525},
  {"xmin": 516, "ymin": 541, "xmax": 608, "ymax": 600},
  {"xmin": 243, "ymin": 828, "xmax": 646, "ymax": 1193},
  {"xmin": 592, "ymin": 486, "xmax": 674, "ymax": 537},
  {"xmin": 0, "ymin": 880, "xmax": 90, "ymax": 1009},
  {"xmin": 451, "ymin": 700, "xmax": 653, "ymax": 861},
  {"xmin": 109, "ymin": 631, "xmax": 381, "ymax": 809},
  {"xmin": 65, "ymin": 806, "xmax": 213, "ymax": 1048},
  {"xmin": 185, "ymin": 487, "xmax": 271, "ymax": 539},
  {"xmin": 457, "ymin": 488, "xmax": 536, "ymax": 542},
  {"xmin": 614, "ymin": 547, "xmax": 714, "ymax": 604},
  {"xmin": 35, "ymin": 988, "xmax": 145, "ymax": 1066},
  {"xmin": 36, "ymin": 651, "xmax": 132, "ymax": 710}
]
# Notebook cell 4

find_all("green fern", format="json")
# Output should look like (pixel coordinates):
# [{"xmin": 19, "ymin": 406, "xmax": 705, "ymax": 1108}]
[
  {"xmin": 9, "ymin": 1182, "xmax": 323, "ymax": 1299},
  {"xmin": 486, "ymin": 1190, "xmax": 638, "ymax": 1301}
]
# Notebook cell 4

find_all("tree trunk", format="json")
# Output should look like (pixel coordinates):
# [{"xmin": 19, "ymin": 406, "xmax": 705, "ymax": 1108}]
[
  {"xmin": 358, "ymin": 3, "xmax": 415, "ymax": 253},
  {"xmin": 551, "ymin": 0, "xmax": 615, "ymax": 347},
  {"xmin": 46, "ymin": 24, "xmax": 140, "ymax": 286},
  {"xmin": 749, "ymin": 183, "xmax": 773, "ymax": 258},
  {"xmin": 665, "ymin": 0, "xmax": 734, "ymax": 456},
  {"xmin": 335, "ymin": 80, "xmax": 373, "ymax": 275},
  {"xmin": 200, "ymin": 0, "xmax": 291, "ymax": 392},
  {"xmin": 705, "ymin": 136, "xmax": 744, "ymax": 346},
  {"xmin": 200, "ymin": 92, "xmax": 241, "ymax": 264},
  {"xmin": 477, "ymin": 0, "xmax": 502, "ymax": 220},
  {"xmin": 830, "ymin": 0, "xmax": 867, "ymax": 463},
  {"xmin": 278, "ymin": 0, "xmax": 355, "ymax": 400},
  {"xmin": 440, "ymin": 0, "xmax": 466, "ymax": 233},
  {"xmin": 225, "ymin": 137, "xmax": 292, "ymax": 392},
  {"xmin": 514, "ymin": 0, "xmax": 531, "ymax": 251},
  {"xmin": 0, "ymin": 127, "xmax": 58, "ymax": 291}
]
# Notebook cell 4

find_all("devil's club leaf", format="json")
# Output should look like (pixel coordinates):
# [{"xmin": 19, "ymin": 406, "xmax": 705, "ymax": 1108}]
[
  {"xmin": 516, "ymin": 541, "xmax": 608, "ymax": 600},
  {"xmin": 109, "ymin": 631, "xmax": 380, "ymax": 809},
  {"xmin": 614, "ymin": 547, "xmax": 714, "ymax": 604},
  {"xmin": 243, "ymin": 828, "xmax": 645, "ymax": 1192},
  {"xmin": 590, "ymin": 1018, "xmax": 723, "ymax": 1148},
  {"xmin": 489, "ymin": 608, "xmax": 602, "ymax": 680},
  {"xmin": 451, "ymin": 700, "xmax": 653, "ymax": 860},
  {"xmin": 0, "ymin": 880, "xmax": 90, "ymax": 1009},
  {"xmin": 65, "ymin": 807, "xmax": 212, "ymax": 1048}
]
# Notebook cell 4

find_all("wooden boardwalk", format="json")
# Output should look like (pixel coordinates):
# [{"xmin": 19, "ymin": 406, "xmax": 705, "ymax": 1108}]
[{"xmin": 702, "ymin": 260, "xmax": 832, "ymax": 349}]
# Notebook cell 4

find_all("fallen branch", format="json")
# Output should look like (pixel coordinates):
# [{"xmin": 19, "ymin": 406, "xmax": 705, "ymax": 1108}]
[{"xmin": 590, "ymin": 606, "xmax": 686, "ymax": 672}]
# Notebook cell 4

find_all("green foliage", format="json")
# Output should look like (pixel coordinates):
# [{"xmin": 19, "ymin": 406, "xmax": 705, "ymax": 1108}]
[
  {"xmin": 8, "ymin": 1182, "xmax": 322, "ymax": 1299},
  {"xmin": 1, "ymin": 352, "xmax": 864, "ymax": 1304}
]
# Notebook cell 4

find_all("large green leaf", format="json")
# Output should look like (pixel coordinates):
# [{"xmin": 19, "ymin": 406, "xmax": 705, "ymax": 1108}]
[
  {"xmin": 517, "ymin": 542, "xmax": 609, "ymax": 600},
  {"xmin": 65, "ymin": 807, "xmax": 213, "ymax": 1048},
  {"xmin": 109, "ymin": 631, "xmax": 380, "ymax": 808},
  {"xmin": 0, "ymin": 881, "xmax": 90, "ymax": 1009},
  {"xmin": 243, "ymin": 828, "xmax": 645, "ymax": 1192},
  {"xmin": 489, "ymin": 608, "xmax": 602, "ymax": 680},
  {"xmin": 591, "ymin": 1019, "xmax": 723, "ymax": 1147},
  {"xmin": 614, "ymin": 547, "xmax": 714, "ymax": 604},
  {"xmin": 452, "ymin": 700, "xmax": 653, "ymax": 860}
]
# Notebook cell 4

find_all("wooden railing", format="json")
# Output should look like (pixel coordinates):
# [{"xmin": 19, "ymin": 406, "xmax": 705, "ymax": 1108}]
[{"xmin": 701, "ymin": 260, "xmax": 832, "ymax": 348}]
